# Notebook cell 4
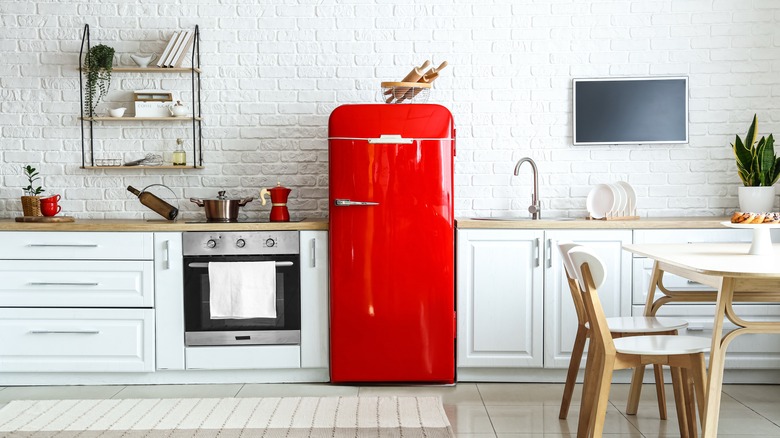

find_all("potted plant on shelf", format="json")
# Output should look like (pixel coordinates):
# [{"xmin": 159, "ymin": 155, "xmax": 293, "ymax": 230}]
[
  {"xmin": 732, "ymin": 114, "xmax": 780, "ymax": 212},
  {"xmin": 83, "ymin": 44, "xmax": 115, "ymax": 117},
  {"xmin": 21, "ymin": 165, "xmax": 45, "ymax": 217}
]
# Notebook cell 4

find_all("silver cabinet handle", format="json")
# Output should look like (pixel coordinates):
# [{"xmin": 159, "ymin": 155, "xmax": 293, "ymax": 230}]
[
  {"xmin": 30, "ymin": 330, "xmax": 100, "ymax": 335},
  {"xmin": 28, "ymin": 244, "xmax": 99, "ymax": 248},
  {"xmin": 28, "ymin": 282, "xmax": 99, "ymax": 286},
  {"xmin": 310, "ymin": 238, "xmax": 316, "ymax": 268},
  {"xmin": 187, "ymin": 261, "xmax": 293, "ymax": 269},
  {"xmin": 546, "ymin": 239, "xmax": 552, "ymax": 268},
  {"xmin": 334, "ymin": 199, "xmax": 379, "ymax": 207},
  {"xmin": 163, "ymin": 240, "xmax": 170, "ymax": 270},
  {"xmin": 534, "ymin": 238, "xmax": 540, "ymax": 267}
]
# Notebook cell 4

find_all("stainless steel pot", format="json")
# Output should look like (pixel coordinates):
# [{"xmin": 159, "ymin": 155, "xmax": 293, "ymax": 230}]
[{"xmin": 190, "ymin": 191, "xmax": 254, "ymax": 222}]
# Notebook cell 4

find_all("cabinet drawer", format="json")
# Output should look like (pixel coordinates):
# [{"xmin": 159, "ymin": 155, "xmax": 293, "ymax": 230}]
[
  {"xmin": 632, "ymin": 304, "xmax": 780, "ymax": 369},
  {"xmin": 0, "ymin": 308, "xmax": 155, "ymax": 372},
  {"xmin": 0, "ymin": 232, "xmax": 153, "ymax": 260},
  {"xmin": 0, "ymin": 260, "xmax": 154, "ymax": 308},
  {"xmin": 632, "ymin": 257, "xmax": 716, "ymax": 305}
]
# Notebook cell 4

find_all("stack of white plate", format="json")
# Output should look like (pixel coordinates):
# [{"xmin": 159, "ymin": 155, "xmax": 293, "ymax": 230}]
[{"xmin": 586, "ymin": 181, "xmax": 636, "ymax": 219}]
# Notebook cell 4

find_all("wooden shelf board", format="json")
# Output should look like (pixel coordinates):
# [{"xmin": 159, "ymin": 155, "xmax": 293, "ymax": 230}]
[
  {"xmin": 83, "ymin": 116, "xmax": 202, "ymax": 121},
  {"xmin": 81, "ymin": 165, "xmax": 204, "ymax": 170},
  {"xmin": 82, "ymin": 67, "xmax": 201, "ymax": 73}
]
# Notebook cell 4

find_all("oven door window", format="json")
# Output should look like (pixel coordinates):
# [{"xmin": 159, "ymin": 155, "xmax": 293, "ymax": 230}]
[{"xmin": 183, "ymin": 254, "xmax": 301, "ymax": 333}]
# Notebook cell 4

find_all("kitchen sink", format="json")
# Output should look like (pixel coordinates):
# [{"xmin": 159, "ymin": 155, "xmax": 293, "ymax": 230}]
[{"xmin": 468, "ymin": 216, "xmax": 576, "ymax": 222}]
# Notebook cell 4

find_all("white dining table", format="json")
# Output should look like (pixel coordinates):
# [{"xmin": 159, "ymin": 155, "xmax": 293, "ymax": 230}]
[{"xmin": 623, "ymin": 242, "xmax": 780, "ymax": 438}]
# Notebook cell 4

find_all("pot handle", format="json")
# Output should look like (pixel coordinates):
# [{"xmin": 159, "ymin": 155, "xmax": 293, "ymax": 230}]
[
  {"xmin": 259, "ymin": 188, "xmax": 269, "ymax": 206},
  {"xmin": 238, "ymin": 197, "xmax": 254, "ymax": 207},
  {"xmin": 189, "ymin": 197, "xmax": 205, "ymax": 207}
]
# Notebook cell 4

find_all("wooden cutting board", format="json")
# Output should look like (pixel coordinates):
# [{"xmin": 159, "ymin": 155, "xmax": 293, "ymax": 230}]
[{"xmin": 15, "ymin": 216, "xmax": 75, "ymax": 223}]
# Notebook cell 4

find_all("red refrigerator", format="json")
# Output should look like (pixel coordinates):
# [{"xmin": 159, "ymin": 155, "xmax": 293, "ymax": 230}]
[{"xmin": 328, "ymin": 104, "xmax": 456, "ymax": 384}]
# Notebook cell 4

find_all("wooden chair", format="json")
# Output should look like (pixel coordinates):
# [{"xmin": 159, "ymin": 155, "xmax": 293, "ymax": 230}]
[
  {"xmin": 568, "ymin": 246, "xmax": 709, "ymax": 438},
  {"xmin": 557, "ymin": 242, "xmax": 689, "ymax": 420}
]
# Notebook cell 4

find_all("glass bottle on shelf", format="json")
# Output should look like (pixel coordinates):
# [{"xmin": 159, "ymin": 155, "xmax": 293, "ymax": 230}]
[{"xmin": 172, "ymin": 138, "xmax": 186, "ymax": 166}]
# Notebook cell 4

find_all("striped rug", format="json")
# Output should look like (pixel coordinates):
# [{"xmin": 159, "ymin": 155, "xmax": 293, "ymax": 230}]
[{"xmin": 0, "ymin": 396, "xmax": 454, "ymax": 437}]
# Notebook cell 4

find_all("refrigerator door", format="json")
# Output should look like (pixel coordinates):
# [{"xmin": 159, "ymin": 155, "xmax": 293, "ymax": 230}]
[{"xmin": 328, "ymin": 104, "xmax": 455, "ymax": 383}]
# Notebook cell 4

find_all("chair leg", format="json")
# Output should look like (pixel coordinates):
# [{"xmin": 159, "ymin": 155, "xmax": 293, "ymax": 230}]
[
  {"xmin": 653, "ymin": 363, "xmax": 668, "ymax": 420},
  {"xmin": 578, "ymin": 344, "xmax": 602, "ymax": 438},
  {"xmin": 625, "ymin": 365, "xmax": 644, "ymax": 415},
  {"xmin": 588, "ymin": 355, "xmax": 615, "ymax": 438},
  {"xmin": 689, "ymin": 353, "xmax": 707, "ymax": 428},
  {"xmin": 671, "ymin": 366, "xmax": 690, "ymax": 438},
  {"xmin": 561, "ymin": 325, "xmax": 588, "ymax": 419},
  {"xmin": 682, "ymin": 368, "xmax": 698, "ymax": 438}
]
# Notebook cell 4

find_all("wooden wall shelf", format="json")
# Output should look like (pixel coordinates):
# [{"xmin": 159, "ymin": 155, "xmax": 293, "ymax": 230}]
[
  {"xmin": 79, "ymin": 23, "xmax": 203, "ymax": 169},
  {"xmin": 82, "ymin": 117, "xmax": 203, "ymax": 121}
]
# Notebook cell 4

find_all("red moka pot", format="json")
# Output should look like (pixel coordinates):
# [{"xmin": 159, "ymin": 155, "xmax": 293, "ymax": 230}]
[{"xmin": 259, "ymin": 182, "xmax": 291, "ymax": 222}]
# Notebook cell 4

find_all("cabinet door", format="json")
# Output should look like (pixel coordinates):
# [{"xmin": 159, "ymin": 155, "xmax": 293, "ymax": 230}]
[
  {"xmin": 457, "ymin": 229, "xmax": 544, "ymax": 368},
  {"xmin": 543, "ymin": 230, "xmax": 632, "ymax": 369},
  {"xmin": 300, "ymin": 230, "xmax": 329, "ymax": 369},
  {"xmin": 154, "ymin": 233, "xmax": 185, "ymax": 370}
]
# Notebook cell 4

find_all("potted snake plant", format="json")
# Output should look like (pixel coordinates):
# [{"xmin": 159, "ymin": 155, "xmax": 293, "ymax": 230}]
[{"xmin": 732, "ymin": 114, "xmax": 780, "ymax": 212}]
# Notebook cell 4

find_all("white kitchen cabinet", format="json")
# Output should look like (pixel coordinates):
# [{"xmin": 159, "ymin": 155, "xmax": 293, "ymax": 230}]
[
  {"xmin": 0, "ymin": 260, "xmax": 154, "ymax": 308},
  {"xmin": 543, "ymin": 230, "xmax": 632, "ymax": 369},
  {"xmin": 0, "ymin": 231, "xmax": 156, "ymax": 374},
  {"xmin": 0, "ymin": 308, "xmax": 154, "ymax": 373},
  {"xmin": 154, "ymin": 233, "xmax": 185, "ymax": 371},
  {"xmin": 299, "ymin": 230, "xmax": 329, "ymax": 370},
  {"xmin": 456, "ymin": 229, "xmax": 544, "ymax": 372}
]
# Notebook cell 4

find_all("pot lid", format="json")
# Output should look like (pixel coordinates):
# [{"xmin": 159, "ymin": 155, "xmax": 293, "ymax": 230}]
[{"xmin": 201, "ymin": 191, "xmax": 245, "ymax": 201}]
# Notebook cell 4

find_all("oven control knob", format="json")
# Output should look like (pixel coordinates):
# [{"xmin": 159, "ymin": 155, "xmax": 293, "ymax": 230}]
[
  {"xmin": 236, "ymin": 238, "xmax": 246, "ymax": 248},
  {"xmin": 265, "ymin": 238, "xmax": 276, "ymax": 247},
  {"xmin": 206, "ymin": 239, "xmax": 217, "ymax": 249}
]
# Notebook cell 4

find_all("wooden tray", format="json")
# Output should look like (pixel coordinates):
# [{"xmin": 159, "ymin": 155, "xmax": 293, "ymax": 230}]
[{"xmin": 15, "ymin": 216, "xmax": 75, "ymax": 223}]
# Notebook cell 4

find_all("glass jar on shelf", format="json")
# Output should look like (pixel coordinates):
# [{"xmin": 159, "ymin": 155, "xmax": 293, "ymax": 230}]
[{"xmin": 172, "ymin": 138, "xmax": 186, "ymax": 166}]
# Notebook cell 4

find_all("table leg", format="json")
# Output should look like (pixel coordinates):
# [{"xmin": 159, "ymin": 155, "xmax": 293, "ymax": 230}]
[
  {"xmin": 643, "ymin": 260, "xmax": 663, "ymax": 317},
  {"xmin": 702, "ymin": 276, "xmax": 735, "ymax": 438}
]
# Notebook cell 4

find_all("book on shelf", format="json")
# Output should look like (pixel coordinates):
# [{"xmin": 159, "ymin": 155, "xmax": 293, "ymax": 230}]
[
  {"xmin": 163, "ymin": 31, "xmax": 188, "ymax": 67},
  {"xmin": 171, "ymin": 30, "xmax": 195, "ymax": 68},
  {"xmin": 156, "ymin": 31, "xmax": 180, "ymax": 68}
]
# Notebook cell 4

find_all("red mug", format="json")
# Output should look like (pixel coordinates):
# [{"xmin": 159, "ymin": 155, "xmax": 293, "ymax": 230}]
[
  {"xmin": 40, "ymin": 194, "xmax": 61, "ymax": 204},
  {"xmin": 41, "ymin": 203, "xmax": 61, "ymax": 217}
]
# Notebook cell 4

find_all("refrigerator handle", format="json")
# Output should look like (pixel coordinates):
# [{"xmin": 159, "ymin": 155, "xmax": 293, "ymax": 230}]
[
  {"xmin": 334, "ymin": 199, "xmax": 379, "ymax": 207},
  {"xmin": 367, "ymin": 134, "xmax": 414, "ymax": 144}
]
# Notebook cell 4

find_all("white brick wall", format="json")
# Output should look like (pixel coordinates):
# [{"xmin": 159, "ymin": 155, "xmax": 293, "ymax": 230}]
[{"xmin": 1, "ymin": 0, "xmax": 779, "ymax": 220}]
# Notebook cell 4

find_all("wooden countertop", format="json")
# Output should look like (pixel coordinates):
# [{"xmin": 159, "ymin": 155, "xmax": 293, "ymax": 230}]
[
  {"xmin": 455, "ymin": 216, "xmax": 733, "ymax": 229},
  {"xmin": 0, "ymin": 218, "xmax": 328, "ymax": 232}
]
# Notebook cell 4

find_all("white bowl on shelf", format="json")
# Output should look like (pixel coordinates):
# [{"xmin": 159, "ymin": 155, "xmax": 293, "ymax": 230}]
[{"xmin": 108, "ymin": 107, "xmax": 126, "ymax": 118}]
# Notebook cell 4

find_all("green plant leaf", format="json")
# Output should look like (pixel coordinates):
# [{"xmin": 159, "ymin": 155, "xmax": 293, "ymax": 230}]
[
  {"xmin": 745, "ymin": 114, "xmax": 758, "ymax": 151},
  {"xmin": 732, "ymin": 135, "xmax": 753, "ymax": 185}
]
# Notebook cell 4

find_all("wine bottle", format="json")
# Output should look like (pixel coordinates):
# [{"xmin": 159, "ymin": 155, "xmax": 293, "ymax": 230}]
[{"xmin": 127, "ymin": 185, "xmax": 178, "ymax": 220}]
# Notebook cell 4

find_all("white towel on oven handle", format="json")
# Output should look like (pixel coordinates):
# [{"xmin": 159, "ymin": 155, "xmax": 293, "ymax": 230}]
[{"xmin": 208, "ymin": 261, "xmax": 277, "ymax": 319}]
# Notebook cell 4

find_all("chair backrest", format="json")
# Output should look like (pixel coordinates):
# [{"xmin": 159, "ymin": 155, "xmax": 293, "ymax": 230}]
[
  {"xmin": 568, "ymin": 246, "xmax": 614, "ymax": 354},
  {"xmin": 557, "ymin": 241, "xmax": 588, "ymax": 324}
]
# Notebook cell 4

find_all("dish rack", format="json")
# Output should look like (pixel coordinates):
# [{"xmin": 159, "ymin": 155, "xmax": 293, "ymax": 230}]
[{"xmin": 381, "ymin": 82, "xmax": 431, "ymax": 104}]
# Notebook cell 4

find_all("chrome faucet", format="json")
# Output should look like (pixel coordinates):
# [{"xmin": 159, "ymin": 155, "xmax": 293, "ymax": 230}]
[{"xmin": 513, "ymin": 157, "xmax": 541, "ymax": 220}]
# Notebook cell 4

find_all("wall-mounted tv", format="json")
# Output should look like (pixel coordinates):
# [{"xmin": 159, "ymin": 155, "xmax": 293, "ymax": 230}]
[{"xmin": 572, "ymin": 76, "xmax": 688, "ymax": 145}]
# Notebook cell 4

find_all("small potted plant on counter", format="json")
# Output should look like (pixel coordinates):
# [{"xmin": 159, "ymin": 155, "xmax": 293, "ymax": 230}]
[
  {"xmin": 732, "ymin": 114, "xmax": 780, "ymax": 212},
  {"xmin": 21, "ymin": 165, "xmax": 45, "ymax": 217}
]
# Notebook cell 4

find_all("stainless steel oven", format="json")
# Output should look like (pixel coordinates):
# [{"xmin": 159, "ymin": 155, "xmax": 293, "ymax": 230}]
[{"xmin": 182, "ymin": 231, "xmax": 300, "ymax": 346}]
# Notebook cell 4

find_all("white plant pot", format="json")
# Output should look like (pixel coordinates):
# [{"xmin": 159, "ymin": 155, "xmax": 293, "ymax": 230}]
[{"xmin": 738, "ymin": 186, "xmax": 776, "ymax": 212}]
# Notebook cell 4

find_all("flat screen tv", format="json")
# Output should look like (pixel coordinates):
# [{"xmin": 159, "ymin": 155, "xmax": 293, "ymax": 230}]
[{"xmin": 572, "ymin": 76, "xmax": 688, "ymax": 145}]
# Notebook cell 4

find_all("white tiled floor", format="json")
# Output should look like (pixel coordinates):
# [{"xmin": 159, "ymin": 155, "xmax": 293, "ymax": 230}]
[{"xmin": 0, "ymin": 382, "xmax": 778, "ymax": 437}]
